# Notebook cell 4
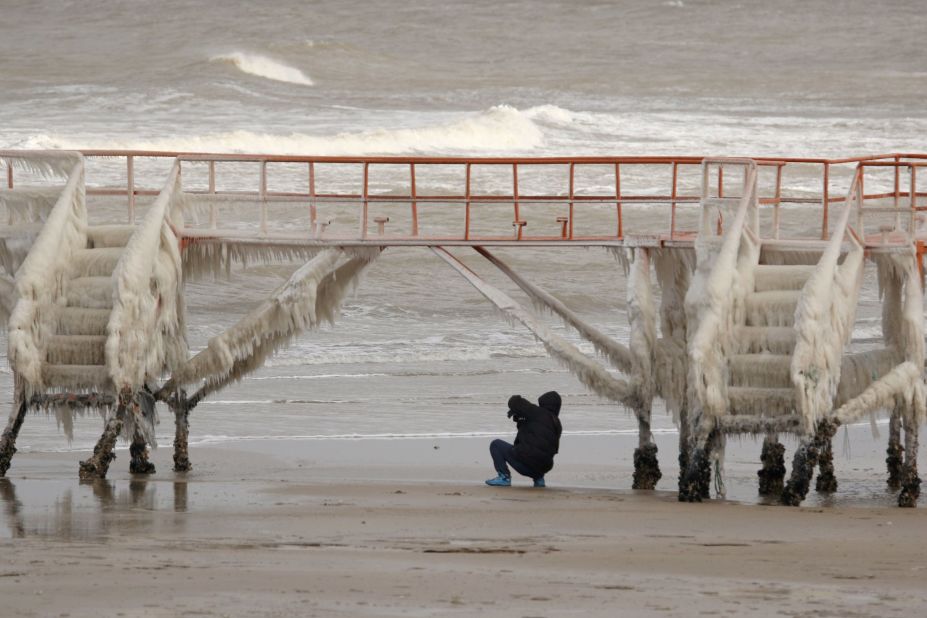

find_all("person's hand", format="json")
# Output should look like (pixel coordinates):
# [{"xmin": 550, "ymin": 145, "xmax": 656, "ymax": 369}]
[{"xmin": 507, "ymin": 409, "xmax": 516, "ymax": 419}]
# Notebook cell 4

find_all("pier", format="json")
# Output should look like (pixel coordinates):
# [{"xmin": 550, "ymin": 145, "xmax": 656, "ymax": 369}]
[{"xmin": 1, "ymin": 150, "xmax": 925, "ymax": 506}]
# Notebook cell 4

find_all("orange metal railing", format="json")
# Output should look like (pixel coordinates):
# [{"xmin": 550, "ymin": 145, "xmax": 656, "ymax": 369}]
[{"xmin": 3, "ymin": 150, "xmax": 926, "ymax": 246}]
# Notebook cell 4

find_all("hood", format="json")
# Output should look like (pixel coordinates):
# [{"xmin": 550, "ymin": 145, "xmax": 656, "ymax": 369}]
[{"xmin": 538, "ymin": 391, "xmax": 562, "ymax": 416}]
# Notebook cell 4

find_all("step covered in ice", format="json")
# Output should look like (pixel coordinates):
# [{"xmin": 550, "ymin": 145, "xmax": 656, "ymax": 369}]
[
  {"xmin": 86, "ymin": 225, "xmax": 136, "ymax": 249},
  {"xmin": 41, "ymin": 364, "xmax": 112, "ymax": 390},
  {"xmin": 56, "ymin": 307, "xmax": 111, "ymax": 336},
  {"xmin": 735, "ymin": 326, "xmax": 797, "ymax": 354},
  {"xmin": 46, "ymin": 334, "xmax": 107, "ymax": 366},
  {"xmin": 70, "ymin": 247, "xmax": 124, "ymax": 278},
  {"xmin": 66, "ymin": 276, "xmax": 114, "ymax": 309},
  {"xmin": 727, "ymin": 386, "xmax": 796, "ymax": 416},
  {"xmin": 744, "ymin": 290, "xmax": 801, "ymax": 327},
  {"xmin": 729, "ymin": 353, "xmax": 792, "ymax": 388},
  {"xmin": 753, "ymin": 264, "xmax": 815, "ymax": 292}
]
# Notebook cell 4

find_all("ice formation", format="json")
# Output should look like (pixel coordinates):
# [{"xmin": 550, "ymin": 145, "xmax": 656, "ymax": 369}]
[
  {"xmin": 106, "ymin": 162, "xmax": 188, "ymax": 390},
  {"xmin": 168, "ymin": 248, "xmax": 377, "ymax": 399},
  {"xmin": 7, "ymin": 157, "xmax": 86, "ymax": 394},
  {"xmin": 791, "ymin": 189, "xmax": 865, "ymax": 432},
  {"xmin": 1, "ymin": 152, "xmax": 923, "ymax": 507},
  {"xmin": 434, "ymin": 247, "xmax": 638, "ymax": 408}
]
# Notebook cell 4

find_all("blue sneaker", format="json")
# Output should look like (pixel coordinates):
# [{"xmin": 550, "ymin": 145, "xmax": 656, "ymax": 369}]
[
  {"xmin": 485, "ymin": 474, "xmax": 511, "ymax": 487},
  {"xmin": 533, "ymin": 477, "xmax": 546, "ymax": 488}
]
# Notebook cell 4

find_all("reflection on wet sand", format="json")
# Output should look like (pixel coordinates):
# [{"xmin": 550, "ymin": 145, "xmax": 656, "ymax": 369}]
[
  {"xmin": 0, "ymin": 477, "xmax": 189, "ymax": 540},
  {"xmin": 0, "ymin": 479, "xmax": 24, "ymax": 538}
]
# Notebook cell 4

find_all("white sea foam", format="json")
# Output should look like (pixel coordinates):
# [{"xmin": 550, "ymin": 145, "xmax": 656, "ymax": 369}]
[
  {"xmin": 211, "ymin": 51, "xmax": 314, "ymax": 86},
  {"xmin": 24, "ymin": 105, "xmax": 544, "ymax": 155},
  {"xmin": 524, "ymin": 104, "xmax": 577, "ymax": 126}
]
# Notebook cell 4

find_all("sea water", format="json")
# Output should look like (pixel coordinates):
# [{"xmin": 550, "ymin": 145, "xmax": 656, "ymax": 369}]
[{"xmin": 1, "ymin": 1, "xmax": 925, "ymax": 484}]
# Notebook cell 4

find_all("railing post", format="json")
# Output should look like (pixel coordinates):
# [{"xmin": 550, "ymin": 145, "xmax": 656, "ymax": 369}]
[
  {"xmin": 6, "ymin": 162, "xmax": 12, "ymax": 189},
  {"xmin": 512, "ymin": 163, "xmax": 521, "ymax": 239},
  {"xmin": 464, "ymin": 163, "xmax": 471, "ymax": 240},
  {"xmin": 670, "ymin": 162, "xmax": 678, "ymax": 239},
  {"xmin": 410, "ymin": 163, "xmax": 419, "ymax": 236},
  {"xmin": 259, "ymin": 160, "xmax": 268, "ymax": 236},
  {"xmin": 857, "ymin": 167, "xmax": 865, "ymax": 237},
  {"xmin": 910, "ymin": 166, "xmax": 917, "ymax": 235},
  {"xmin": 718, "ymin": 165, "xmax": 724, "ymax": 198},
  {"xmin": 894, "ymin": 155, "xmax": 901, "ymax": 208},
  {"xmin": 127, "ymin": 155, "xmax": 136, "ymax": 224},
  {"xmin": 308, "ymin": 162, "xmax": 317, "ymax": 235},
  {"xmin": 856, "ymin": 166, "xmax": 866, "ymax": 233},
  {"xmin": 615, "ymin": 163, "xmax": 622, "ymax": 239},
  {"xmin": 773, "ymin": 163, "xmax": 783, "ymax": 239},
  {"xmin": 568, "ymin": 163, "xmax": 575, "ymax": 240},
  {"xmin": 208, "ymin": 160, "xmax": 217, "ymax": 229},
  {"xmin": 895, "ymin": 161, "xmax": 903, "ymax": 231},
  {"xmin": 822, "ymin": 163, "xmax": 830, "ymax": 240},
  {"xmin": 361, "ymin": 162, "xmax": 369, "ymax": 239}
]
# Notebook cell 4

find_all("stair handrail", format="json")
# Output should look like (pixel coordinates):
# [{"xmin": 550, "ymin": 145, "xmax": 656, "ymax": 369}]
[
  {"xmin": 6, "ymin": 155, "xmax": 87, "ymax": 394},
  {"xmin": 106, "ymin": 160, "xmax": 187, "ymax": 391},
  {"xmin": 686, "ymin": 159, "xmax": 760, "ymax": 426},
  {"xmin": 791, "ymin": 166, "xmax": 866, "ymax": 432}
]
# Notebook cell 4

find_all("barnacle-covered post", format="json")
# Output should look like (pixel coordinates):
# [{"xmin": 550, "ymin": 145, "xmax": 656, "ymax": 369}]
[
  {"xmin": 780, "ymin": 419, "xmax": 838, "ymax": 506},
  {"xmin": 897, "ymin": 413, "xmax": 920, "ymax": 507},
  {"xmin": 757, "ymin": 433, "xmax": 786, "ymax": 496},
  {"xmin": 79, "ymin": 386, "xmax": 133, "ymax": 480},
  {"xmin": 0, "ymin": 388, "xmax": 28, "ymax": 477},
  {"xmin": 886, "ymin": 409, "xmax": 904, "ymax": 488},
  {"xmin": 128, "ymin": 389, "xmax": 158, "ymax": 474}
]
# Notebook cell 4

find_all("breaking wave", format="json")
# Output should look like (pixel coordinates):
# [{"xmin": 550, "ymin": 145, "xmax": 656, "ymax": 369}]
[
  {"xmin": 211, "ymin": 51, "xmax": 314, "ymax": 86},
  {"xmin": 24, "ymin": 105, "xmax": 545, "ymax": 155}
]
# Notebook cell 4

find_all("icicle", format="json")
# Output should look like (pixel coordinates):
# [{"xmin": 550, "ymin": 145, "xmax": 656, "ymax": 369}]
[
  {"xmin": 0, "ymin": 151, "xmax": 82, "ymax": 180},
  {"xmin": 1, "ymin": 187, "xmax": 62, "ymax": 225},
  {"xmin": 0, "ymin": 272, "xmax": 14, "ymax": 322},
  {"xmin": 833, "ymin": 362, "xmax": 923, "ymax": 426},
  {"xmin": 433, "ymin": 247, "xmax": 638, "ymax": 408},
  {"xmin": 181, "ymin": 240, "xmax": 321, "ymax": 281},
  {"xmin": 476, "ymin": 247, "xmax": 634, "ymax": 374},
  {"xmin": 169, "ymin": 248, "xmax": 378, "ymax": 394}
]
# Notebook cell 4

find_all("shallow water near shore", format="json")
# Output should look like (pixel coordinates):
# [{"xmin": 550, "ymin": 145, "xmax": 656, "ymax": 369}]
[{"xmin": 1, "ymin": 425, "xmax": 920, "ymax": 545}]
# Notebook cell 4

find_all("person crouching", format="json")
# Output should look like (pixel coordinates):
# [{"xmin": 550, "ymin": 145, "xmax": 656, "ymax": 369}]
[{"xmin": 486, "ymin": 391, "xmax": 562, "ymax": 488}]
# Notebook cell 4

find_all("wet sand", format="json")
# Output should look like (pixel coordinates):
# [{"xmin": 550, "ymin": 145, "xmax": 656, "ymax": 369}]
[{"xmin": 2, "ymin": 433, "xmax": 926, "ymax": 617}]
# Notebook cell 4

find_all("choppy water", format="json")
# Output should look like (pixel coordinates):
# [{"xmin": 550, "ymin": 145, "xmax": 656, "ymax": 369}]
[{"xmin": 1, "ymin": 0, "xmax": 925, "ymax": 489}]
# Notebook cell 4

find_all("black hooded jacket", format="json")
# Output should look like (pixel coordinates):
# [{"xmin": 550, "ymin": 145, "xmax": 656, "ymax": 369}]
[{"xmin": 508, "ymin": 391, "xmax": 562, "ymax": 477}]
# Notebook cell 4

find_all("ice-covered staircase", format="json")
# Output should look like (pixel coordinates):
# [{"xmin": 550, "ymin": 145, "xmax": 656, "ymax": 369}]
[
  {"xmin": 42, "ymin": 225, "xmax": 137, "ymax": 391},
  {"xmin": 727, "ymin": 263, "xmax": 815, "ymax": 417}
]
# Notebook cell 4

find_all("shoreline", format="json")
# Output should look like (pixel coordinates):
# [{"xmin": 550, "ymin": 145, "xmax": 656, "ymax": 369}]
[
  {"xmin": 3, "ymin": 425, "xmax": 921, "ymax": 506},
  {"xmin": 2, "ymin": 435, "xmax": 926, "ymax": 617}
]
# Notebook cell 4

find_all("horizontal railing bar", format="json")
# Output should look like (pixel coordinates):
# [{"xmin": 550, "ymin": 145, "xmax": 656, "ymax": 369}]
[
  {"xmin": 84, "ymin": 186, "xmax": 843, "ymax": 206},
  {"xmin": 860, "ymin": 161, "xmax": 927, "ymax": 168},
  {"xmin": 69, "ymin": 149, "xmax": 914, "ymax": 166},
  {"xmin": 858, "ymin": 207, "xmax": 925, "ymax": 214}
]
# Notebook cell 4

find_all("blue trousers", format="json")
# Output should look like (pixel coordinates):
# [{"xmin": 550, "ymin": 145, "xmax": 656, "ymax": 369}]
[{"xmin": 490, "ymin": 439, "xmax": 541, "ymax": 480}]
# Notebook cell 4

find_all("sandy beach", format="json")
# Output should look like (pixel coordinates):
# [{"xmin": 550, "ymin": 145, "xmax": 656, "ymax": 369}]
[{"xmin": 2, "ymin": 432, "xmax": 926, "ymax": 618}]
